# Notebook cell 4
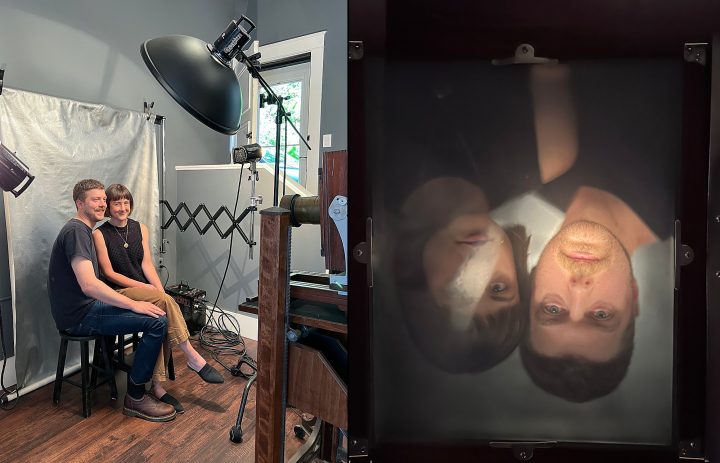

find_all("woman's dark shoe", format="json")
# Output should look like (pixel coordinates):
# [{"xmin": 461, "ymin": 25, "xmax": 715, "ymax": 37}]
[
  {"xmin": 190, "ymin": 362, "xmax": 225, "ymax": 384},
  {"xmin": 158, "ymin": 392, "xmax": 185, "ymax": 413}
]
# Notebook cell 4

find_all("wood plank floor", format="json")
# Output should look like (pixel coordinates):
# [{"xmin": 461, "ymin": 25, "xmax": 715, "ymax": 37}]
[{"xmin": 0, "ymin": 337, "xmax": 308, "ymax": 463}]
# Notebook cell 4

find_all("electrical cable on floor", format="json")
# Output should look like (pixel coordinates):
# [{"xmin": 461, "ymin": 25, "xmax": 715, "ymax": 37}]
[
  {"xmin": 0, "ymin": 302, "xmax": 19, "ymax": 410},
  {"xmin": 197, "ymin": 164, "xmax": 257, "ymax": 379}
]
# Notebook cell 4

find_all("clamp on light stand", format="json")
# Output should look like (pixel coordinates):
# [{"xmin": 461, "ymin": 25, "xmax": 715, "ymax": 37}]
[
  {"xmin": 246, "ymin": 161, "xmax": 262, "ymax": 259},
  {"xmin": 232, "ymin": 143, "xmax": 264, "ymax": 259}
]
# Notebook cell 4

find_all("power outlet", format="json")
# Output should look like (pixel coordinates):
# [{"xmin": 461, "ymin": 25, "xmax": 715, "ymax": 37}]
[
  {"xmin": 158, "ymin": 256, "xmax": 164, "ymax": 266},
  {"xmin": 322, "ymin": 133, "xmax": 332, "ymax": 148}
]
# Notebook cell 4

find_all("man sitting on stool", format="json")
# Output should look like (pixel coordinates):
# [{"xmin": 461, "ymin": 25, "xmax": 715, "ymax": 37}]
[{"xmin": 47, "ymin": 179, "xmax": 175, "ymax": 422}]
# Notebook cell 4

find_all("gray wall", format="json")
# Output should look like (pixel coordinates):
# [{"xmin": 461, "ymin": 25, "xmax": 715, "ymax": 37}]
[
  {"xmin": 0, "ymin": 0, "xmax": 236, "ymax": 357},
  {"xmin": 176, "ymin": 166, "xmax": 326, "ymax": 315},
  {"xmin": 243, "ymin": 0, "xmax": 347, "ymax": 150}
]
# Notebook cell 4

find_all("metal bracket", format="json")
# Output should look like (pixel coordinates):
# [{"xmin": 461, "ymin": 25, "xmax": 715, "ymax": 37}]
[
  {"xmin": 348, "ymin": 436, "xmax": 368, "ymax": 458},
  {"xmin": 329, "ymin": 195, "xmax": 349, "ymax": 294},
  {"xmin": 143, "ymin": 100, "xmax": 155, "ymax": 120},
  {"xmin": 349, "ymin": 41, "xmax": 364, "ymax": 61},
  {"xmin": 674, "ymin": 220, "xmax": 696, "ymax": 293},
  {"xmin": 489, "ymin": 441, "xmax": 557, "ymax": 462},
  {"xmin": 352, "ymin": 242, "xmax": 369, "ymax": 263},
  {"xmin": 492, "ymin": 43, "xmax": 558, "ymax": 66},
  {"xmin": 678, "ymin": 244, "xmax": 695, "ymax": 266},
  {"xmin": 679, "ymin": 437, "xmax": 704, "ymax": 460},
  {"xmin": 159, "ymin": 200, "xmax": 256, "ymax": 246},
  {"xmin": 288, "ymin": 417, "xmax": 323, "ymax": 463},
  {"xmin": 684, "ymin": 43, "xmax": 708, "ymax": 66},
  {"xmin": 352, "ymin": 217, "xmax": 373, "ymax": 288}
]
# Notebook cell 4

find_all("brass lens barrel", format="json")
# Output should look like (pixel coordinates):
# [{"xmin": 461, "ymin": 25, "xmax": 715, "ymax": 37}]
[{"xmin": 279, "ymin": 194, "xmax": 320, "ymax": 226}]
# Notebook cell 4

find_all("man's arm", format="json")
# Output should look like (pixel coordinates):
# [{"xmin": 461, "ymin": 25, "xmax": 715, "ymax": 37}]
[{"xmin": 71, "ymin": 256, "xmax": 165, "ymax": 318}]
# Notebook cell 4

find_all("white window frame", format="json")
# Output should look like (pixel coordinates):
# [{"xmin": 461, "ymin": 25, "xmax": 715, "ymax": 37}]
[
  {"xmin": 241, "ymin": 31, "xmax": 325, "ymax": 195},
  {"xmin": 256, "ymin": 63, "xmax": 311, "ymax": 185}
]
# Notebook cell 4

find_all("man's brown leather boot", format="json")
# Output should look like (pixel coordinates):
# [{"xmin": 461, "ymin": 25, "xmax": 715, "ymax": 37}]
[{"xmin": 123, "ymin": 393, "xmax": 177, "ymax": 422}]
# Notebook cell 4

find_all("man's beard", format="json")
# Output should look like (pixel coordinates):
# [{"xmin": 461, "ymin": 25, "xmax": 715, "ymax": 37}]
[
  {"xmin": 543, "ymin": 220, "xmax": 634, "ymax": 278},
  {"xmin": 82, "ymin": 206, "xmax": 105, "ymax": 223}
]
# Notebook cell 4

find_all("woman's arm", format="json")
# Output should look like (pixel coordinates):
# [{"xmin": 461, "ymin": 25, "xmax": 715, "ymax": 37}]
[
  {"xmin": 92, "ymin": 229, "xmax": 155, "ymax": 290},
  {"xmin": 139, "ymin": 223, "xmax": 165, "ymax": 292}
]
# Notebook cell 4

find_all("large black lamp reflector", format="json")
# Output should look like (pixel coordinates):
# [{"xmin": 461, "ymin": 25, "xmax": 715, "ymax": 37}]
[
  {"xmin": 0, "ymin": 142, "xmax": 34, "ymax": 197},
  {"xmin": 141, "ymin": 35, "xmax": 243, "ymax": 134}
]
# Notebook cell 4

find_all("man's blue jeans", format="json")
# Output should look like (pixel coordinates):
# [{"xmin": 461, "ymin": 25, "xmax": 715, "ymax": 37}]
[{"xmin": 67, "ymin": 301, "xmax": 168, "ymax": 386}]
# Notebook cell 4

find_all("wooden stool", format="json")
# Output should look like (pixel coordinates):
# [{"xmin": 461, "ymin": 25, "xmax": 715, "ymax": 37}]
[{"xmin": 52, "ymin": 331, "xmax": 118, "ymax": 418}]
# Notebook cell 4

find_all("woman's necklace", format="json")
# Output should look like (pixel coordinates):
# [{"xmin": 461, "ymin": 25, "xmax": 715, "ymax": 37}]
[{"xmin": 113, "ymin": 222, "xmax": 130, "ymax": 249}]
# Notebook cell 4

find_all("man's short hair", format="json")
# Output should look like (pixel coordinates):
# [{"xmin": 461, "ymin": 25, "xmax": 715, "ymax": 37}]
[
  {"xmin": 519, "ymin": 319, "xmax": 635, "ymax": 402},
  {"xmin": 395, "ymin": 222, "xmax": 531, "ymax": 373},
  {"xmin": 73, "ymin": 179, "xmax": 105, "ymax": 203},
  {"xmin": 104, "ymin": 183, "xmax": 134, "ymax": 217}
]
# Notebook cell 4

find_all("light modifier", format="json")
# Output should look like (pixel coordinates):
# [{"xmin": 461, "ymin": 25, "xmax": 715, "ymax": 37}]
[
  {"xmin": 140, "ymin": 17, "xmax": 256, "ymax": 135},
  {"xmin": 0, "ymin": 142, "xmax": 34, "ymax": 197}
]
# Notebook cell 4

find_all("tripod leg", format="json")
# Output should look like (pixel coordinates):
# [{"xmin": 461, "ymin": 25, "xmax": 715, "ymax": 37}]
[{"xmin": 229, "ymin": 372, "xmax": 258, "ymax": 443}]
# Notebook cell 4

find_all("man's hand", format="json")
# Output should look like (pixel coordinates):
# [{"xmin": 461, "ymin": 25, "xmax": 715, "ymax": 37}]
[{"xmin": 129, "ymin": 301, "xmax": 165, "ymax": 318}]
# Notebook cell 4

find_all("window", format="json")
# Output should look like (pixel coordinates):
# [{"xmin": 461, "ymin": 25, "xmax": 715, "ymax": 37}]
[
  {"xmin": 256, "ymin": 63, "xmax": 310, "ymax": 184},
  {"xmin": 236, "ymin": 32, "xmax": 325, "ymax": 194}
]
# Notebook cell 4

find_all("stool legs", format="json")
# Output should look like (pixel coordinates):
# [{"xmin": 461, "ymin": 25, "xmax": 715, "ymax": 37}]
[
  {"xmin": 100, "ymin": 336, "xmax": 118, "ymax": 400},
  {"xmin": 54, "ymin": 334, "xmax": 117, "ymax": 418},
  {"xmin": 80, "ymin": 341, "xmax": 90, "ymax": 418},
  {"xmin": 90, "ymin": 341, "xmax": 100, "ymax": 387},
  {"xmin": 90, "ymin": 339, "xmax": 117, "ymax": 398},
  {"xmin": 168, "ymin": 349, "xmax": 175, "ymax": 381},
  {"xmin": 53, "ymin": 338, "xmax": 69, "ymax": 405}
]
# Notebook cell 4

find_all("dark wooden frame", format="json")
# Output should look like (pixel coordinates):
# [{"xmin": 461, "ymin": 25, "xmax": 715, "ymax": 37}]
[
  {"xmin": 348, "ymin": 1, "xmax": 720, "ymax": 461},
  {"xmin": 255, "ymin": 207, "xmax": 291, "ymax": 463},
  {"xmin": 705, "ymin": 34, "xmax": 720, "ymax": 463},
  {"xmin": 254, "ymin": 207, "xmax": 349, "ymax": 463}
]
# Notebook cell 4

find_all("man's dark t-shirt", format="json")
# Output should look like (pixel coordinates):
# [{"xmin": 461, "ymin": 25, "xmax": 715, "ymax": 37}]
[{"xmin": 48, "ymin": 219, "xmax": 98, "ymax": 330}]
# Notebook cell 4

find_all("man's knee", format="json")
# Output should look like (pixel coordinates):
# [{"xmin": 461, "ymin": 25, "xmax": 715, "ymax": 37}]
[{"xmin": 150, "ymin": 315, "xmax": 169, "ymax": 336}]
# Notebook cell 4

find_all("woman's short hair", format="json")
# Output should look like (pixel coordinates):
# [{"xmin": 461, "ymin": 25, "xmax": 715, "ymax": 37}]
[
  {"xmin": 393, "ymin": 177, "xmax": 530, "ymax": 373},
  {"xmin": 104, "ymin": 183, "xmax": 133, "ymax": 217}
]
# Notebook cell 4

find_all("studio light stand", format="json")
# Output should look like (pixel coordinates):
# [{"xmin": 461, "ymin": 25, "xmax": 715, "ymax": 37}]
[
  {"xmin": 226, "ymin": 46, "xmax": 312, "ymax": 442},
  {"xmin": 239, "ymin": 48, "xmax": 311, "ymax": 206}
]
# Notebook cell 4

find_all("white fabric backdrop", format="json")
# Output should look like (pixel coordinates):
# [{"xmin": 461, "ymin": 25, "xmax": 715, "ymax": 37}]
[{"xmin": 0, "ymin": 88, "xmax": 159, "ymax": 391}]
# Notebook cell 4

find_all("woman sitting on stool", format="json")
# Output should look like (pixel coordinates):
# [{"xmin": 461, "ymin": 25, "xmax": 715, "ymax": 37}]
[{"xmin": 93, "ymin": 183, "xmax": 224, "ymax": 413}]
